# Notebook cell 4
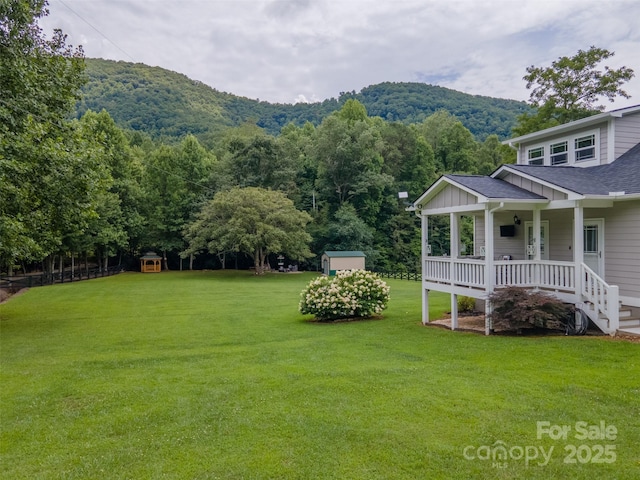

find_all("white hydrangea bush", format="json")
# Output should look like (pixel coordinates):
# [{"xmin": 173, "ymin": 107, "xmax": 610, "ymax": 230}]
[{"xmin": 299, "ymin": 269, "xmax": 390, "ymax": 321}]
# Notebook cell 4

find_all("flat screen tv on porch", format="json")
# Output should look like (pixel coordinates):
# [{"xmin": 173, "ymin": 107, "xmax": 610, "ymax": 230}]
[{"xmin": 500, "ymin": 225, "xmax": 516, "ymax": 237}]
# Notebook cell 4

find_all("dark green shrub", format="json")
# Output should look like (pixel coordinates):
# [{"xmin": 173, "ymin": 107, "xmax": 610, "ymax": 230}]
[
  {"xmin": 488, "ymin": 286, "xmax": 570, "ymax": 331},
  {"xmin": 457, "ymin": 295, "xmax": 476, "ymax": 313}
]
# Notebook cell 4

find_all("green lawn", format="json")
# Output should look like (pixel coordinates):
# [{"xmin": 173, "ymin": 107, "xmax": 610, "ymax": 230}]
[{"xmin": 1, "ymin": 271, "xmax": 638, "ymax": 479}]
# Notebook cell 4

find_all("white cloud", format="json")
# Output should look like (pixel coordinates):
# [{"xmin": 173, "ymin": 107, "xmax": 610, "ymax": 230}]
[{"xmin": 42, "ymin": 0, "xmax": 640, "ymax": 107}]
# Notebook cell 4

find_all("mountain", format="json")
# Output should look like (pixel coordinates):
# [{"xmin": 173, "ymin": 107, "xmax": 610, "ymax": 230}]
[{"xmin": 77, "ymin": 58, "xmax": 530, "ymax": 142}]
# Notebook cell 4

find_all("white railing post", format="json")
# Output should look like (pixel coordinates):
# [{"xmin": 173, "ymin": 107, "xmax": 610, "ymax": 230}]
[
  {"xmin": 422, "ymin": 287, "xmax": 430, "ymax": 325},
  {"xmin": 608, "ymin": 285, "xmax": 619, "ymax": 332},
  {"xmin": 574, "ymin": 203, "xmax": 584, "ymax": 304},
  {"xmin": 450, "ymin": 213, "xmax": 459, "ymax": 286},
  {"xmin": 533, "ymin": 208, "xmax": 541, "ymax": 286},
  {"xmin": 580, "ymin": 262, "xmax": 619, "ymax": 335}
]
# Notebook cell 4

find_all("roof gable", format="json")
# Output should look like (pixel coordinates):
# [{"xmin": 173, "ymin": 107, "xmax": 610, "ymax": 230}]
[
  {"xmin": 448, "ymin": 175, "xmax": 546, "ymax": 200},
  {"xmin": 414, "ymin": 174, "xmax": 546, "ymax": 210}
]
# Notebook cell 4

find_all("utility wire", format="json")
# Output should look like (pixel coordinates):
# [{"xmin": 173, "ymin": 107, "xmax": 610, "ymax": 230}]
[
  {"xmin": 57, "ymin": 0, "xmax": 135, "ymax": 62},
  {"xmin": 4, "ymin": 2, "xmax": 216, "ymax": 197}
]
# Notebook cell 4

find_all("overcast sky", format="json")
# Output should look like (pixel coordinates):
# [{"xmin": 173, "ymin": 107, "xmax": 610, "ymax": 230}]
[{"xmin": 41, "ymin": 0, "xmax": 640, "ymax": 107}]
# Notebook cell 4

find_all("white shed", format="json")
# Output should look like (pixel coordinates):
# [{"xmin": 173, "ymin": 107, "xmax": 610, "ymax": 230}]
[{"xmin": 321, "ymin": 251, "xmax": 366, "ymax": 275}]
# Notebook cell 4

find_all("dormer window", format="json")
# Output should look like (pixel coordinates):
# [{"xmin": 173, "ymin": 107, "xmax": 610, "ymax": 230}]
[
  {"xmin": 575, "ymin": 134, "xmax": 595, "ymax": 162},
  {"xmin": 550, "ymin": 141, "xmax": 568, "ymax": 165}
]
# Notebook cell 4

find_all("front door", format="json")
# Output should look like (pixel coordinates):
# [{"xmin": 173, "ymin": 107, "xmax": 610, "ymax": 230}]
[
  {"xmin": 583, "ymin": 219, "xmax": 604, "ymax": 276},
  {"xmin": 525, "ymin": 221, "xmax": 549, "ymax": 260}
]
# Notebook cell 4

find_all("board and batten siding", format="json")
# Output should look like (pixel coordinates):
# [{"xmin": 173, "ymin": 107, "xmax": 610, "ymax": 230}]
[
  {"xmin": 586, "ymin": 201, "xmax": 640, "ymax": 299},
  {"xmin": 424, "ymin": 184, "xmax": 478, "ymax": 210},
  {"xmin": 614, "ymin": 112, "xmax": 640, "ymax": 159},
  {"xmin": 501, "ymin": 173, "xmax": 567, "ymax": 200}
]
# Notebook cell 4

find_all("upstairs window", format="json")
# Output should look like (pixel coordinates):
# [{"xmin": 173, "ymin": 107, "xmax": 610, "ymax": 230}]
[
  {"xmin": 527, "ymin": 146, "xmax": 544, "ymax": 165},
  {"xmin": 550, "ymin": 141, "xmax": 568, "ymax": 165},
  {"xmin": 520, "ymin": 130, "xmax": 598, "ymax": 166},
  {"xmin": 575, "ymin": 134, "xmax": 595, "ymax": 162}
]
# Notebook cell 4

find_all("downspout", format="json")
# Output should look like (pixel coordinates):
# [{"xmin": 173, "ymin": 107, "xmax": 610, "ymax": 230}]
[{"xmin": 489, "ymin": 202, "xmax": 505, "ymax": 215}]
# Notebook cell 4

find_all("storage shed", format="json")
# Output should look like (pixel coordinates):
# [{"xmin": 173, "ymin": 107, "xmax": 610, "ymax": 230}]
[
  {"xmin": 140, "ymin": 252, "xmax": 162, "ymax": 273},
  {"xmin": 321, "ymin": 251, "xmax": 366, "ymax": 275}
]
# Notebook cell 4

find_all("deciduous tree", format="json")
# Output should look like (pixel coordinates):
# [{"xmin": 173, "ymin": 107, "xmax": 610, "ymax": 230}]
[
  {"xmin": 1, "ymin": 0, "xmax": 87, "ymax": 271},
  {"xmin": 184, "ymin": 187, "xmax": 313, "ymax": 274},
  {"xmin": 143, "ymin": 136, "xmax": 213, "ymax": 269},
  {"xmin": 514, "ymin": 46, "xmax": 635, "ymax": 135}
]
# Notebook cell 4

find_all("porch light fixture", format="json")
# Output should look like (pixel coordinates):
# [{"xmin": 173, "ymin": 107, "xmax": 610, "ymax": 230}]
[{"xmin": 513, "ymin": 215, "xmax": 521, "ymax": 225}]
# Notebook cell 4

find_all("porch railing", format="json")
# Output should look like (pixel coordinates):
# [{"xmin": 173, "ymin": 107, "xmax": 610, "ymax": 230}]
[
  {"xmin": 580, "ymin": 263, "xmax": 619, "ymax": 332},
  {"xmin": 423, "ymin": 257, "xmax": 620, "ymax": 334},
  {"xmin": 495, "ymin": 260, "xmax": 575, "ymax": 291},
  {"xmin": 424, "ymin": 257, "xmax": 575, "ymax": 292}
]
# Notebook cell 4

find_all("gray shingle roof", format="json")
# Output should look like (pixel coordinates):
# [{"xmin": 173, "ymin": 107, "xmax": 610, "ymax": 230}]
[
  {"xmin": 445, "ymin": 174, "xmax": 547, "ymax": 199},
  {"xmin": 590, "ymin": 142, "xmax": 640, "ymax": 194},
  {"xmin": 503, "ymin": 165, "xmax": 611, "ymax": 194},
  {"xmin": 503, "ymin": 142, "xmax": 640, "ymax": 195}
]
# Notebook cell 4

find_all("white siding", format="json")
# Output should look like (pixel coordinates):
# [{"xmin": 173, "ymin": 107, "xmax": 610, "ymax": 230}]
[
  {"xmin": 543, "ymin": 210, "xmax": 574, "ymax": 262},
  {"xmin": 598, "ymin": 124, "xmax": 608, "ymax": 165},
  {"xmin": 474, "ymin": 215, "xmax": 485, "ymax": 256},
  {"xmin": 475, "ymin": 210, "xmax": 584, "ymax": 262},
  {"xmin": 493, "ymin": 212, "xmax": 523, "ymax": 259},
  {"xmin": 585, "ymin": 201, "xmax": 640, "ymax": 299},
  {"xmin": 614, "ymin": 113, "xmax": 640, "ymax": 159}
]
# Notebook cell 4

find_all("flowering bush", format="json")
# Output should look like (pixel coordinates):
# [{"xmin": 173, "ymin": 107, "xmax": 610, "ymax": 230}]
[{"xmin": 299, "ymin": 270, "xmax": 390, "ymax": 321}]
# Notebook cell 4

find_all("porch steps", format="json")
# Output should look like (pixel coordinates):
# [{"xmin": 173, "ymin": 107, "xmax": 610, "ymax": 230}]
[
  {"xmin": 582, "ymin": 302, "xmax": 640, "ymax": 335},
  {"xmin": 617, "ymin": 306, "xmax": 640, "ymax": 336}
]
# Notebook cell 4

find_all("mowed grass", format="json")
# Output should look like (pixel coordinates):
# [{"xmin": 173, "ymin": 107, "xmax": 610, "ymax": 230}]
[{"xmin": 1, "ymin": 271, "xmax": 639, "ymax": 479}]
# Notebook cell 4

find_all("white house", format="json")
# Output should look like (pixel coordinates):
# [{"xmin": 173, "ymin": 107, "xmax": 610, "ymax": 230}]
[{"xmin": 412, "ymin": 105, "xmax": 640, "ymax": 335}]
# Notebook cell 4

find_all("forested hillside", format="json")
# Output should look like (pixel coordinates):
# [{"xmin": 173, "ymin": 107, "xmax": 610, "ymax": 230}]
[
  {"xmin": 7, "ymin": 4, "xmax": 632, "ymax": 282},
  {"xmin": 6, "ymin": 50, "xmax": 523, "ymax": 276},
  {"xmin": 5, "ymin": 12, "xmax": 525, "ymax": 278},
  {"xmin": 78, "ymin": 59, "xmax": 530, "ymax": 142}
]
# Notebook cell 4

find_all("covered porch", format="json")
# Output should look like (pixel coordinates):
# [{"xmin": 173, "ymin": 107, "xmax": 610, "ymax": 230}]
[{"xmin": 413, "ymin": 175, "xmax": 625, "ymax": 335}]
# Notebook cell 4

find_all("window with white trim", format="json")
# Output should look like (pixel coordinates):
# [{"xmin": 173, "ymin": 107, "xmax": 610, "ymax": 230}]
[
  {"xmin": 527, "ymin": 146, "xmax": 544, "ymax": 165},
  {"xmin": 550, "ymin": 141, "xmax": 568, "ymax": 165},
  {"xmin": 520, "ymin": 130, "xmax": 599, "ymax": 167},
  {"xmin": 575, "ymin": 134, "xmax": 595, "ymax": 162}
]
